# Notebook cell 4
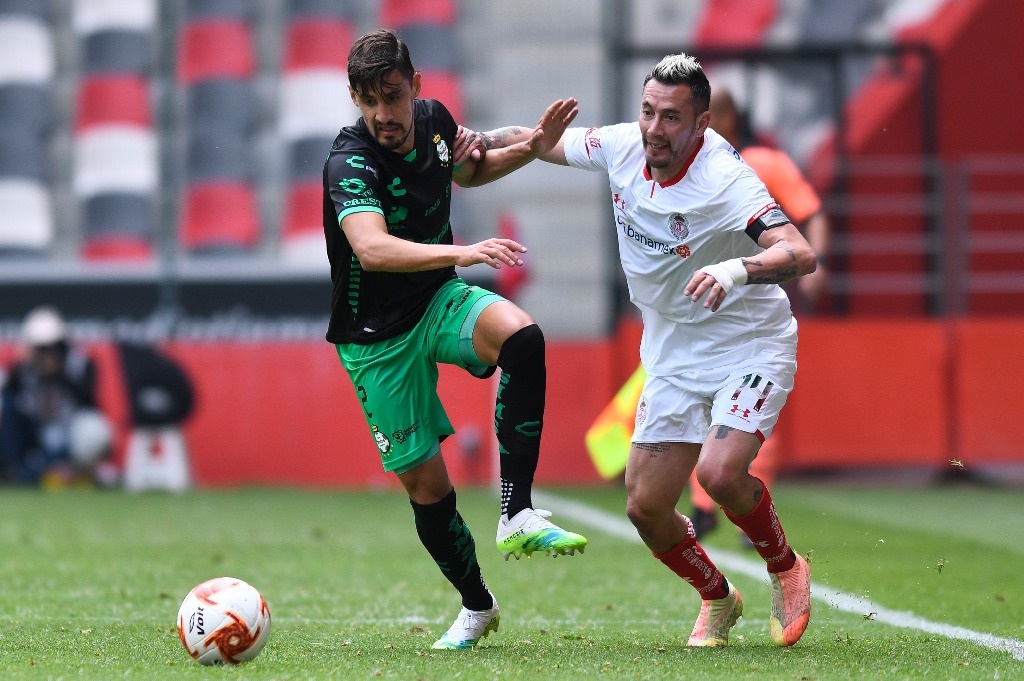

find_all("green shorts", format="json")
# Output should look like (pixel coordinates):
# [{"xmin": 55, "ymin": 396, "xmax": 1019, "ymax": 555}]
[{"xmin": 336, "ymin": 278, "xmax": 504, "ymax": 474}]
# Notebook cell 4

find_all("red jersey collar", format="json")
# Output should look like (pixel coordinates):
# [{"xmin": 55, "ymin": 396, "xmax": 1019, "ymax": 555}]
[{"xmin": 643, "ymin": 135, "xmax": 704, "ymax": 188}]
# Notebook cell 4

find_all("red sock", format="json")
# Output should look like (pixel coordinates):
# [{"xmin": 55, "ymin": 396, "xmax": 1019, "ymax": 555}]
[
  {"xmin": 723, "ymin": 479, "xmax": 796, "ymax": 573},
  {"xmin": 653, "ymin": 520, "xmax": 728, "ymax": 600}
]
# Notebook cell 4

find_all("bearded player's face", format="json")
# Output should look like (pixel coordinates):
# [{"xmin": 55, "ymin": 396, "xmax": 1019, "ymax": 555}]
[{"xmin": 351, "ymin": 70, "xmax": 421, "ymax": 154}]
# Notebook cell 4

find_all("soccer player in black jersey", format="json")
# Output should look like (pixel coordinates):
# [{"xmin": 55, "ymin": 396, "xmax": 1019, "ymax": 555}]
[{"xmin": 323, "ymin": 29, "xmax": 587, "ymax": 649}]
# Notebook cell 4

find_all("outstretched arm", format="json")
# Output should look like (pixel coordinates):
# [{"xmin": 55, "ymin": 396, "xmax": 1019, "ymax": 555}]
[
  {"xmin": 342, "ymin": 211, "xmax": 528, "ymax": 273},
  {"xmin": 453, "ymin": 98, "xmax": 577, "ymax": 187}
]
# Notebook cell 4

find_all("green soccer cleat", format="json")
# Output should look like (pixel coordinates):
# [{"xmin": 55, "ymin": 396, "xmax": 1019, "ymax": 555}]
[
  {"xmin": 496, "ymin": 508, "xmax": 588, "ymax": 560},
  {"xmin": 431, "ymin": 595, "xmax": 500, "ymax": 650}
]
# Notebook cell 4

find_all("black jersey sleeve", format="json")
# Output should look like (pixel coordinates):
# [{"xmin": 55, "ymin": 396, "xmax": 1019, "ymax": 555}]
[{"xmin": 325, "ymin": 135, "xmax": 386, "ymax": 230}]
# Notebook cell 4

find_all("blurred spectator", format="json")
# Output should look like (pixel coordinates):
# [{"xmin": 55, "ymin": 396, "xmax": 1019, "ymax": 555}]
[{"xmin": 0, "ymin": 306, "xmax": 114, "ymax": 488}]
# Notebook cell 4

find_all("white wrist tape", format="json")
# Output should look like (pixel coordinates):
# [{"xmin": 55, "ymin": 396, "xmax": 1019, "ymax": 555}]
[{"xmin": 698, "ymin": 258, "xmax": 748, "ymax": 293}]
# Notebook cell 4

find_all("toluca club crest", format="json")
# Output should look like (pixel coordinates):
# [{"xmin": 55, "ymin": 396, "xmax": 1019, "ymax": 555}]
[{"xmin": 669, "ymin": 213, "xmax": 689, "ymax": 240}]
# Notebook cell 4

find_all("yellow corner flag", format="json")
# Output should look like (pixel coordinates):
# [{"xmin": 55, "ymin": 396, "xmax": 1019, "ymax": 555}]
[{"xmin": 584, "ymin": 364, "xmax": 646, "ymax": 479}]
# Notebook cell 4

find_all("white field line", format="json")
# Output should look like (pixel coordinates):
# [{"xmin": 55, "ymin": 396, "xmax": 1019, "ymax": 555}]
[{"xmin": 534, "ymin": 491, "xmax": 1024, "ymax": 662}]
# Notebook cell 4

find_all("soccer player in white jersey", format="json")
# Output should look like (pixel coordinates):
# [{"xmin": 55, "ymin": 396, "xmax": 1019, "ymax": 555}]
[{"xmin": 463, "ymin": 53, "xmax": 816, "ymax": 647}]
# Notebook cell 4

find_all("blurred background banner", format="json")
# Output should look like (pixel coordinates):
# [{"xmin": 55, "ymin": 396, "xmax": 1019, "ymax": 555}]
[{"xmin": 1, "ymin": 0, "xmax": 1022, "ymax": 487}]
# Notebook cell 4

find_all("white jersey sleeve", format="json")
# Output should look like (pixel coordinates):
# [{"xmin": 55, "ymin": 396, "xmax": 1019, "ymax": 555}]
[{"xmin": 562, "ymin": 123, "xmax": 637, "ymax": 173}]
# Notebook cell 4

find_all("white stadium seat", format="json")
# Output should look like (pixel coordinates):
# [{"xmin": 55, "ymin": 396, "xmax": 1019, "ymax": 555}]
[
  {"xmin": 73, "ymin": 125, "xmax": 158, "ymax": 197},
  {"xmin": 278, "ymin": 68, "xmax": 359, "ymax": 141},
  {"xmin": 0, "ymin": 17, "xmax": 55, "ymax": 84},
  {"xmin": 0, "ymin": 179, "xmax": 54, "ymax": 251},
  {"xmin": 73, "ymin": 0, "xmax": 156, "ymax": 34}
]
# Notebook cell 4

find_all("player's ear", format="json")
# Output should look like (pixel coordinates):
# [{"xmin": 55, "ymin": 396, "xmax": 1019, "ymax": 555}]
[
  {"xmin": 695, "ymin": 109, "xmax": 711, "ymax": 135},
  {"xmin": 348, "ymin": 84, "xmax": 358, "ymax": 106},
  {"xmin": 411, "ymin": 71, "xmax": 422, "ymax": 98}
]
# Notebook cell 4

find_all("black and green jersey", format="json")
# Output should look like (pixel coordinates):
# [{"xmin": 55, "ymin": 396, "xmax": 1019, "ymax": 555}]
[{"xmin": 323, "ymin": 99, "xmax": 458, "ymax": 344}]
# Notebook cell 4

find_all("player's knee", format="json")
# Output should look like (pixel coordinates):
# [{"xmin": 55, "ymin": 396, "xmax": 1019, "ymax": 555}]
[
  {"xmin": 695, "ymin": 465, "xmax": 729, "ymax": 501},
  {"xmin": 625, "ymin": 492, "xmax": 664, "ymax": 530},
  {"xmin": 496, "ymin": 323, "xmax": 544, "ymax": 370}
]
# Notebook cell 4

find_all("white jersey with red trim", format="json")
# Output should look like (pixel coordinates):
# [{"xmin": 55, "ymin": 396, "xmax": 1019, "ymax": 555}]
[{"xmin": 562, "ymin": 124, "xmax": 797, "ymax": 375}]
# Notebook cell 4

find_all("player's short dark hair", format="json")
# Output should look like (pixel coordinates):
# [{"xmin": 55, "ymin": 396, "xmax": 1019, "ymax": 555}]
[
  {"xmin": 643, "ymin": 54, "xmax": 711, "ymax": 113},
  {"xmin": 348, "ymin": 29, "xmax": 416, "ymax": 98}
]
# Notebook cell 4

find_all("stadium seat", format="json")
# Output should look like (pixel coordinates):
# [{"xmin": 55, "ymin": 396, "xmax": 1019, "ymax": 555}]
[
  {"xmin": 186, "ymin": 78, "xmax": 256, "ymax": 135},
  {"xmin": 180, "ymin": 182, "xmax": 260, "ymax": 254},
  {"xmin": 797, "ymin": 0, "xmax": 879, "ymax": 43},
  {"xmin": 286, "ymin": 0, "xmax": 356, "ymax": 21},
  {"xmin": 0, "ymin": 15, "xmax": 55, "ymax": 84},
  {"xmin": 281, "ymin": 180, "xmax": 327, "ymax": 267},
  {"xmin": 279, "ymin": 69, "xmax": 355, "ymax": 141},
  {"xmin": 282, "ymin": 18, "xmax": 351, "ymax": 71},
  {"xmin": 289, "ymin": 136, "xmax": 331, "ymax": 181},
  {"xmin": 74, "ymin": 75, "xmax": 151, "ymax": 131},
  {"xmin": 81, "ymin": 29, "xmax": 151, "ymax": 75},
  {"xmin": 184, "ymin": 0, "xmax": 253, "ymax": 21},
  {"xmin": 694, "ymin": 0, "xmax": 777, "ymax": 47},
  {"xmin": 380, "ymin": 0, "xmax": 456, "ymax": 27},
  {"xmin": 74, "ymin": 126, "xmax": 158, "ymax": 197},
  {"xmin": 80, "ymin": 193, "xmax": 154, "ymax": 261},
  {"xmin": 185, "ymin": 126, "xmax": 251, "ymax": 183},
  {"xmin": 0, "ymin": 83, "xmax": 52, "ymax": 136},
  {"xmin": 0, "ymin": 178, "xmax": 53, "ymax": 255},
  {"xmin": 418, "ymin": 71, "xmax": 464, "ymax": 123},
  {"xmin": 398, "ymin": 23, "xmax": 457, "ymax": 71},
  {"xmin": 0, "ymin": 126, "xmax": 48, "ymax": 181},
  {"xmin": 81, "ymin": 237, "xmax": 152, "ymax": 260},
  {"xmin": 82, "ymin": 193, "xmax": 154, "ymax": 240},
  {"xmin": 177, "ymin": 19, "xmax": 255, "ymax": 85},
  {"xmin": 0, "ymin": 0, "xmax": 51, "ymax": 20},
  {"xmin": 72, "ymin": 0, "xmax": 155, "ymax": 33}
]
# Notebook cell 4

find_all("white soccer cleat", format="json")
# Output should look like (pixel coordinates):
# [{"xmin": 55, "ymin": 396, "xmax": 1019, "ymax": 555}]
[
  {"xmin": 431, "ymin": 594, "xmax": 500, "ymax": 650},
  {"xmin": 496, "ymin": 508, "xmax": 588, "ymax": 560}
]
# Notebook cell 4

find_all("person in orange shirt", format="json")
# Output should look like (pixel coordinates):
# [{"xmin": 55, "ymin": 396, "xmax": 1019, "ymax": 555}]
[{"xmin": 688, "ymin": 87, "xmax": 831, "ymax": 542}]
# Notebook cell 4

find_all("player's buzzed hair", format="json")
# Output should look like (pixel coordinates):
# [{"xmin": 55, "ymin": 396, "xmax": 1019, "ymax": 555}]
[
  {"xmin": 348, "ymin": 28, "xmax": 416, "ymax": 98},
  {"xmin": 644, "ymin": 54, "xmax": 711, "ymax": 113}
]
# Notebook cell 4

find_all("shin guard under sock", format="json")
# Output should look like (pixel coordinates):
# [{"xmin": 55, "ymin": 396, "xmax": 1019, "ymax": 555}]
[
  {"xmin": 722, "ymin": 478, "xmax": 796, "ymax": 573},
  {"xmin": 410, "ymin": 490, "xmax": 492, "ymax": 610},
  {"xmin": 495, "ymin": 324, "xmax": 545, "ymax": 518}
]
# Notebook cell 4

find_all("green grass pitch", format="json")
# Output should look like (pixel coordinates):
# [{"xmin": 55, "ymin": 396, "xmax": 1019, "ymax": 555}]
[{"xmin": 0, "ymin": 482, "xmax": 1021, "ymax": 680}]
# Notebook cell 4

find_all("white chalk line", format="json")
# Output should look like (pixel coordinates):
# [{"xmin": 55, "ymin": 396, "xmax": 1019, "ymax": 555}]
[{"xmin": 534, "ymin": 490, "xmax": 1024, "ymax": 662}]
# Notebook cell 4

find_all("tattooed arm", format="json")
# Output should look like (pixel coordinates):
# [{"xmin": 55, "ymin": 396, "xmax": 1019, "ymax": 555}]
[
  {"xmin": 454, "ymin": 116, "xmax": 573, "ymax": 186},
  {"xmin": 685, "ymin": 222, "xmax": 817, "ymax": 312},
  {"xmin": 453, "ymin": 98, "xmax": 577, "ymax": 187},
  {"xmin": 745, "ymin": 222, "xmax": 817, "ymax": 285}
]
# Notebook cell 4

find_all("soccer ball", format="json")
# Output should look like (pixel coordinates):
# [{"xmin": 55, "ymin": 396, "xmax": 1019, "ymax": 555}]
[{"xmin": 176, "ymin": 577, "xmax": 271, "ymax": 665}]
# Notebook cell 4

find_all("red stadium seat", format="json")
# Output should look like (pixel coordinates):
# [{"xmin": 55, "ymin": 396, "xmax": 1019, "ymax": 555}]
[
  {"xmin": 695, "ymin": 0, "xmax": 777, "ymax": 47},
  {"xmin": 74, "ymin": 75, "xmax": 151, "ymax": 132},
  {"xmin": 380, "ymin": 0, "xmax": 456, "ymax": 28},
  {"xmin": 418, "ymin": 71, "xmax": 463, "ymax": 123},
  {"xmin": 180, "ymin": 181, "xmax": 259, "ymax": 253},
  {"xmin": 281, "ymin": 181, "xmax": 326, "ymax": 266},
  {"xmin": 177, "ymin": 20, "xmax": 255, "ymax": 85},
  {"xmin": 283, "ymin": 18, "xmax": 351, "ymax": 71},
  {"xmin": 81, "ymin": 235, "xmax": 153, "ymax": 261}
]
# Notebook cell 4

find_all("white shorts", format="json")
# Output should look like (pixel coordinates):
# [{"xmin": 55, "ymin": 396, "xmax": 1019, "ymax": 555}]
[{"xmin": 632, "ymin": 354, "xmax": 796, "ymax": 445}]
